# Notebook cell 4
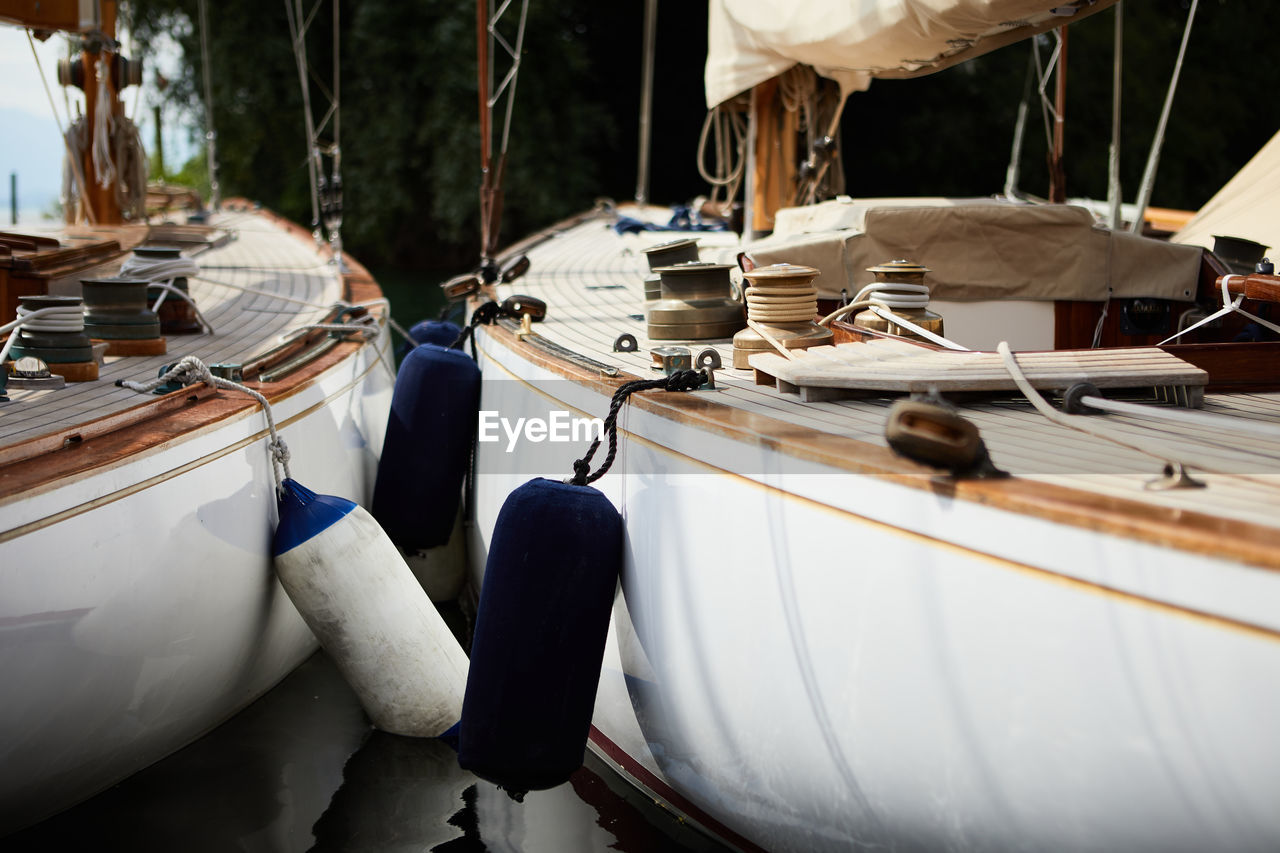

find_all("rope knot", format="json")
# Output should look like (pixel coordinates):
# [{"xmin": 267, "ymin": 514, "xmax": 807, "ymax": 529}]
[
  {"xmin": 664, "ymin": 368, "xmax": 707, "ymax": 393},
  {"xmin": 569, "ymin": 458, "xmax": 592, "ymax": 487}
]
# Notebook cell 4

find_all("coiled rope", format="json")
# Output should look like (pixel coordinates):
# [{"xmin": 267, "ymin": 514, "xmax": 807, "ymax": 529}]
[
  {"xmin": 819, "ymin": 281, "xmax": 968, "ymax": 351},
  {"xmin": 119, "ymin": 253, "xmax": 215, "ymax": 333},
  {"xmin": 569, "ymin": 369, "xmax": 707, "ymax": 486},
  {"xmin": 744, "ymin": 276, "xmax": 819, "ymax": 324},
  {"xmin": 0, "ymin": 304, "xmax": 86, "ymax": 365},
  {"xmin": 696, "ymin": 100, "xmax": 748, "ymax": 214},
  {"xmin": 116, "ymin": 355, "xmax": 293, "ymax": 493}
]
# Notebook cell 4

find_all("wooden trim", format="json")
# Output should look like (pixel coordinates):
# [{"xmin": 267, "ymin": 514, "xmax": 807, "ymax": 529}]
[
  {"xmin": 0, "ymin": 335, "xmax": 373, "ymax": 502},
  {"xmin": 480, "ymin": 321, "xmax": 1280, "ymax": 572}
]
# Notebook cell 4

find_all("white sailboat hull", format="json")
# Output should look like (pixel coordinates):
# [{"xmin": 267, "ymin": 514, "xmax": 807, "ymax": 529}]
[
  {"xmin": 0, "ymin": 323, "xmax": 393, "ymax": 833},
  {"xmin": 469, "ymin": 325, "xmax": 1280, "ymax": 852}
]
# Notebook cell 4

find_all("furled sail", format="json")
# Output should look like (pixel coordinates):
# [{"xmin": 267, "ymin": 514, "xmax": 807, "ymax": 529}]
[
  {"xmin": 1174, "ymin": 130, "xmax": 1280, "ymax": 256},
  {"xmin": 705, "ymin": 0, "xmax": 1118, "ymax": 108}
]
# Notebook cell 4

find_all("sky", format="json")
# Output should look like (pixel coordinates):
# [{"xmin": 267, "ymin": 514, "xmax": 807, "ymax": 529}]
[{"xmin": 0, "ymin": 25, "xmax": 197, "ymax": 223}]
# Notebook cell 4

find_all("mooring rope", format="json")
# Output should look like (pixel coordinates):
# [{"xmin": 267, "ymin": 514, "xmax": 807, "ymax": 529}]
[{"xmin": 116, "ymin": 355, "xmax": 293, "ymax": 493}]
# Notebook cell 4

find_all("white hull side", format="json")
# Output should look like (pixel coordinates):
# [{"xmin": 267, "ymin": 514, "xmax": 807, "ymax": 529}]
[
  {"xmin": 0, "ymin": 337, "xmax": 394, "ymax": 833},
  {"xmin": 468, "ymin": 329, "xmax": 1280, "ymax": 853}
]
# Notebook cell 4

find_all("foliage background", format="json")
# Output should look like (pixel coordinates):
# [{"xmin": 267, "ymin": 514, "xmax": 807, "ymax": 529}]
[{"xmin": 125, "ymin": 0, "xmax": 1279, "ymax": 314}]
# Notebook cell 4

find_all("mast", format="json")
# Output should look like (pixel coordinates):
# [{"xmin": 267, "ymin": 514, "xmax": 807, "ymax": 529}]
[
  {"xmin": 477, "ymin": 0, "xmax": 496, "ymax": 268},
  {"xmin": 1047, "ymin": 24, "xmax": 1067, "ymax": 204},
  {"xmin": 474, "ymin": 0, "xmax": 528, "ymax": 275},
  {"xmin": 634, "ymin": 0, "xmax": 657, "ymax": 206}
]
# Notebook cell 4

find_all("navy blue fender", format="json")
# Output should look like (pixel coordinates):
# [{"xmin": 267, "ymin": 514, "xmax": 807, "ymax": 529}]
[
  {"xmin": 370, "ymin": 343, "xmax": 481, "ymax": 550},
  {"xmin": 397, "ymin": 319, "xmax": 462, "ymax": 360},
  {"xmin": 459, "ymin": 478, "xmax": 624, "ymax": 793}
]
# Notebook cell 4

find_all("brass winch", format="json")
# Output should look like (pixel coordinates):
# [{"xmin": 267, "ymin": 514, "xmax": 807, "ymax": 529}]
[
  {"xmin": 646, "ymin": 261, "xmax": 745, "ymax": 341},
  {"xmin": 640, "ymin": 238, "xmax": 700, "ymax": 302},
  {"xmin": 731, "ymin": 263, "xmax": 832, "ymax": 368},
  {"xmin": 848, "ymin": 260, "xmax": 944, "ymax": 343}
]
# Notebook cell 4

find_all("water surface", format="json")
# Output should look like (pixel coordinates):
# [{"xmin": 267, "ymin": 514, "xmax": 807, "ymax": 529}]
[{"xmin": 7, "ymin": 652, "xmax": 727, "ymax": 852}]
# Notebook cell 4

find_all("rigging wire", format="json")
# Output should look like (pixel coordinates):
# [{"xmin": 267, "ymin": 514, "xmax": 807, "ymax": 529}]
[
  {"xmin": 197, "ymin": 0, "xmax": 222, "ymax": 211},
  {"xmin": 283, "ymin": 0, "xmax": 344, "ymax": 267},
  {"xmin": 477, "ymin": 0, "xmax": 531, "ymax": 265},
  {"xmin": 27, "ymin": 30, "xmax": 95, "ymax": 225},
  {"xmin": 1130, "ymin": 0, "xmax": 1199, "ymax": 233}
]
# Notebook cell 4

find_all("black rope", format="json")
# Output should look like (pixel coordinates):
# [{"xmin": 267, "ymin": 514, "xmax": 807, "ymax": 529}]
[
  {"xmin": 569, "ymin": 368, "xmax": 707, "ymax": 486},
  {"xmin": 451, "ymin": 301, "xmax": 501, "ymax": 360}
]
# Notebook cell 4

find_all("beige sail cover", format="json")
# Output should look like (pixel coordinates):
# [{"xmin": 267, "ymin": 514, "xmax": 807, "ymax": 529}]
[
  {"xmin": 706, "ymin": 0, "xmax": 1117, "ymax": 108},
  {"xmin": 1174, "ymin": 130, "xmax": 1280, "ymax": 256},
  {"xmin": 729, "ymin": 197, "xmax": 1203, "ymax": 302}
]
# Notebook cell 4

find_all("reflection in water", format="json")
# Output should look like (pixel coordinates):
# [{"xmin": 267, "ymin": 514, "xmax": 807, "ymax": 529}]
[
  {"xmin": 7, "ymin": 652, "xmax": 727, "ymax": 852},
  {"xmin": 310, "ymin": 733, "xmax": 472, "ymax": 851}
]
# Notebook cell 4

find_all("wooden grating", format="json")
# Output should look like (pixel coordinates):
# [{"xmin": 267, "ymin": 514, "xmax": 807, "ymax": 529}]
[{"xmin": 749, "ymin": 340, "xmax": 1208, "ymax": 405}]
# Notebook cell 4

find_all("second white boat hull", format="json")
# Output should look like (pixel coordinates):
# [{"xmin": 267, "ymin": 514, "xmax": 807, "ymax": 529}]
[{"xmin": 468, "ymin": 326, "xmax": 1280, "ymax": 853}]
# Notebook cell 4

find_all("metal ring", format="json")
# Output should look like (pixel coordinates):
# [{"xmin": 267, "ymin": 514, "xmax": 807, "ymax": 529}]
[
  {"xmin": 613, "ymin": 333, "xmax": 638, "ymax": 352},
  {"xmin": 695, "ymin": 348, "xmax": 722, "ymax": 369}
]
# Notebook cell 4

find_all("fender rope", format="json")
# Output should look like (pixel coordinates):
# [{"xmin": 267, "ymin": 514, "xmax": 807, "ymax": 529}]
[
  {"xmin": 116, "ymin": 355, "xmax": 293, "ymax": 494},
  {"xmin": 569, "ymin": 369, "xmax": 707, "ymax": 486}
]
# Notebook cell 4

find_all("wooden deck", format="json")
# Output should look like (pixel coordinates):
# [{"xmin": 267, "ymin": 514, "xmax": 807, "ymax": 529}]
[
  {"xmin": 0, "ymin": 207, "xmax": 374, "ymax": 489},
  {"xmin": 489, "ymin": 207, "xmax": 1280, "ymax": 541}
]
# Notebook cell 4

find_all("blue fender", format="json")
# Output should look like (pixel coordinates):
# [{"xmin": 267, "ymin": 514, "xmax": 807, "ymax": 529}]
[
  {"xmin": 459, "ymin": 478, "xmax": 624, "ymax": 793},
  {"xmin": 371, "ymin": 343, "xmax": 480, "ymax": 550}
]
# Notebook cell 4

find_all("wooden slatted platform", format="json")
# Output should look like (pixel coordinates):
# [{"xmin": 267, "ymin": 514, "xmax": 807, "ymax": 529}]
[{"xmin": 749, "ymin": 340, "xmax": 1208, "ymax": 405}]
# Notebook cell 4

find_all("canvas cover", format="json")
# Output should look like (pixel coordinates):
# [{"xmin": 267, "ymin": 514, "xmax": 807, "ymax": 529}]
[
  {"xmin": 1174, "ymin": 130, "xmax": 1280, "ymax": 257},
  {"xmin": 706, "ymin": 0, "xmax": 1118, "ymax": 108},
  {"xmin": 733, "ymin": 198, "xmax": 1202, "ymax": 302}
]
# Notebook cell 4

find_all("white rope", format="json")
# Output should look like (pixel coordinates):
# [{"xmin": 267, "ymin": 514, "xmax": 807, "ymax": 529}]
[
  {"xmin": 817, "ymin": 282, "xmax": 969, "ymax": 350},
  {"xmin": 120, "ymin": 254, "xmax": 202, "ymax": 282},
  {"xmin": 1, "ymin": 304, "xmax": 85, "ymax": 336},
  {"xmin": 0, "ymin": 305, "xmax": 86, "ymax": 364},
  {"xmin": 1158, "ymin": 275, "xmax": 1280, "ymax": 346},
  {"xmin": 1076, "ymin": 393, "xmax": 1280, "ymax": 443},
  {"xmin": 866, "ymin": 305, "xmax": 969, "ymax": 351},
  {"xmin": 116, "ymin": 355, "xmax": 293, "ymax": 492},
  {"xmin": 997, "ymin": 341, "xmax": 1183, "ymax": 468},
  {"xmin": 145, "ymin": 282, "xmax": 215, "ymax": 333},
  {"xmin": 91, "ymin": 56, "xmax": 116, "ymax": 190},
  {"xmin": 118, "ymin": 254, "xmax": 212, "ymax": 331}
]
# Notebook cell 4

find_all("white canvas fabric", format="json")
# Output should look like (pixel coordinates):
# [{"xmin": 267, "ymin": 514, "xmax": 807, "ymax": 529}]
[
  {"xmin": 1175, "ymin": 130, "xmax": 1280, "ymax": 257},
  {"xmin": 705, "ymin": 0, "xmax": 1118, "ymax": 108}
]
